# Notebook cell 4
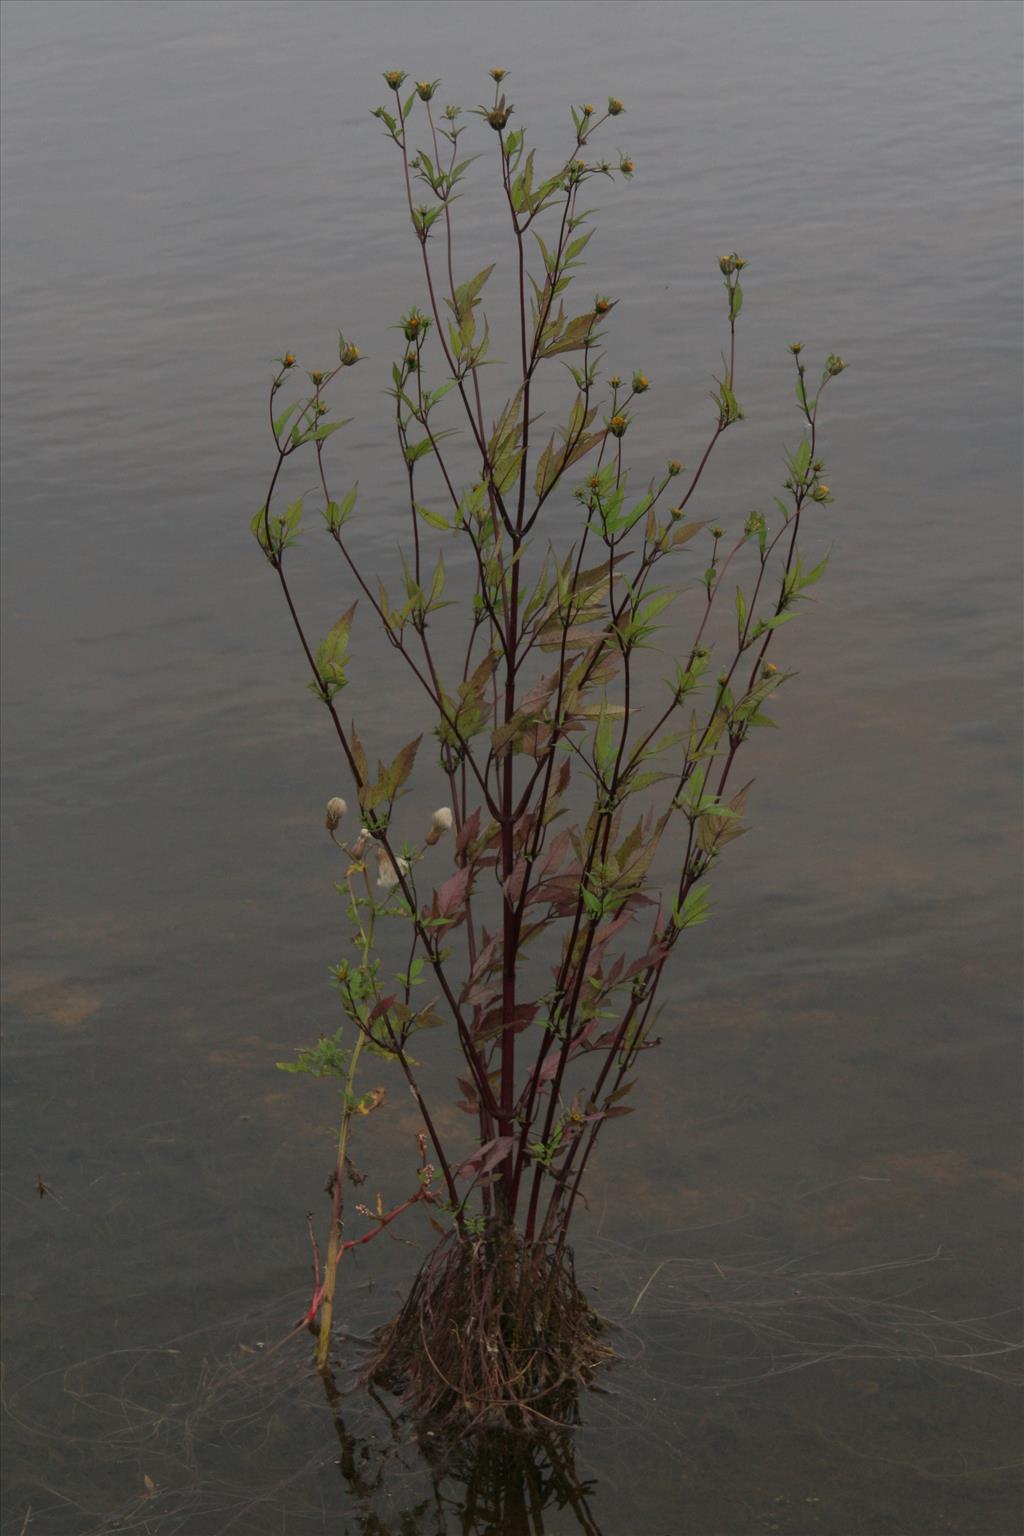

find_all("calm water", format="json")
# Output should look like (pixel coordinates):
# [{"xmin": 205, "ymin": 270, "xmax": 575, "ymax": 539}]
[{"xmin": 1, "ymin": 2, "xmax": 1021, "ymax": 1531}]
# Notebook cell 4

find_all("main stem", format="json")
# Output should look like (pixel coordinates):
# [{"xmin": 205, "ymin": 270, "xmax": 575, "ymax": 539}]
[{"xmin": 316, "ymin": 1029, "xmax": 366, "ymax": 1371}]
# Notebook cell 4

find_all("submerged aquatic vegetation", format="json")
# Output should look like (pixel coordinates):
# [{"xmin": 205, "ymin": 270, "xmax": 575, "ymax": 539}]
[{"xmin": 253, "ymin": 67, "xmax": 846, "ymax": 1428}]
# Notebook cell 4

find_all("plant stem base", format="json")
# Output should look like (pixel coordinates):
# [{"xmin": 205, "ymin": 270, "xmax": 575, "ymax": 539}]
[{"xmin": 360, "ymin": 1227, "xmax": 613, "ymax": 1434}]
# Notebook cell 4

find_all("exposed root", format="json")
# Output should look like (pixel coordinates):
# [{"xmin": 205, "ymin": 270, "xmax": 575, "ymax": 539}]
[{"xmin": 362, "ymin": 1228, "xmax": 614, "ymax": 1434}]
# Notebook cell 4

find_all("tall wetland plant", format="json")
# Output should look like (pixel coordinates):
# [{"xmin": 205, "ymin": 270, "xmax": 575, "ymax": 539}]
[{"xmin": 253, "ymin": 70, "xmax": 846, "ymax": 1433}]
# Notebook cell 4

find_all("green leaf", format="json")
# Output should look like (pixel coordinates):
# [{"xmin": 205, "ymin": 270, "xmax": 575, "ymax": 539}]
[
  {"xmin": 323, "ymin": 483, "xmax": 358, "ymax": 531},
  {"xmin": 305, "ymin": 419, "xmax": 351, "ymax": 443},
  {"xmin": 416, "ymin": 503, "xmax": 450, "ymax": 530},
  {"xmin": 273, "ymin": 401, "xmax": 299, "ymax": 437},
  {"xmin": 729, "ymin": 282, "xmax": 743, "ymax": 322},
  {"xmin": 759, "ymin": 611, "xmax": 795, "ymax": 632},
  {"xmin": 563, "ymin": 228, "xmax": 594, "ymax": 265},
  {"xmin": 672, "ymin": 885, "xmax": 712, "ymax": 930},
  {"xmin": 798, "ymin": 553, "xmax": 829, "ymax": 590},
  {"xmin": 314, "ymin": 602, "xmax": 356, "ymax": 698},
  {"xmin": 250, "ymin": 505, "xmax": 272, "ymax": 556},
  {"xmin": 449, "ymin": 264, "xmax": 495, "ymax": 320}
]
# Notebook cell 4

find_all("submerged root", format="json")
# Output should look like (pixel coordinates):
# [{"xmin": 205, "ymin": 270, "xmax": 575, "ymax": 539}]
[{"xmin": 362, "ymin": 1228, "xmax": 614, "ymax": 1434}]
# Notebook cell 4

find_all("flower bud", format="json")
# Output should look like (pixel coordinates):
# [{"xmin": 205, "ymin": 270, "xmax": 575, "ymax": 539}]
[
  {"xmin": 632, "ymin": 370, "xmax": 650, "ymax": 393},
  {"xmin": 608, "ymin": 97, "xmax": 624, "ymax": 116},
  {"xmin": 349, "ymin": 827, "xmax": 372, "ymax": 860},
  {"xmin": 593, "ymin": 294, "xmax": 614, "ymax": 316},
  {"xmin": 339, "ymin": 343, "xmax": 361, "ymax": 367},
  {"xmin": 376, "ymin": 847, "xmax": 410, "ymax": 890},
  {"xmin": 668, "ymin": 460, "xmax": 682, "ymax": 475},
  {"xmin": 425, "ymin": 806, "xmax": 453, "ymax": 846},
  {"xmin": 608, "ymin": 374, "xmax": 622, "ymax": 389},
  {"xmin": 711, "ymin": 525, "xmax": 725, "ymax": 539},
  {"xmin": 489, "ymin": 68, "xmax": 507, "ymax": 82},
  {"xmin": 608, "ymin": 413, "xmax": 629, "ymax": 438},
  {"xmin": 487, "ymin": 105, "xmax": 512, "ymax": 131},
  {"xmin": 383, "ymin": 70, "xmax": 407, "ymax": 91},
  {"xmin": 719, "ymin": 255, "xmax": 736, "ymax": 276},
  {"xmin": 825, "ymin": 354, "xmax": 846, "ymax": 376},
  {"xmin": 403, "ymin": 310, "xmax": 428, "ymax": 342},
  {"xmin": 669, "ymin": 504, "xmax": 684, "ymax": 521},
  {"xmin": 581, "ymin": 103, "xmax": 594, "ymax": 117},
  {"xmin": 416, "ymin": 80, "xmax": 439, "ymax": 102},
  {"xmin": 618, "ymin": 156, "xmax": 634, "ymax": 176},
  {"xmin": 282, "ymin": 352, "xmax": 296, "ymax": 368},
  {"xmin": 789, "ymin": 342, "xmax": 803, "ymax": 354},
  {"xmin": 761, "ymin": 662, "xmax": 778, "ymax": 678},
  {"xmin": 325, "ymin": 797, "xmax": 347, "ymax": 832},
  {"xmin": 309, "ymin": 369, "xmax": 323, "ymax": 385}
]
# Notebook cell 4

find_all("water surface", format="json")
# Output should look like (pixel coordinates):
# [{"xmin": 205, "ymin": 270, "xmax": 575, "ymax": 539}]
[{"xmin": 2, "ymin": 2, "xmax": 1021, "ymax": 1532}]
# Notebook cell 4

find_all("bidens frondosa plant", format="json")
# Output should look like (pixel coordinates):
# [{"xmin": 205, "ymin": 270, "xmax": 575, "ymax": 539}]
[{"xmin": 254, "ymin": 69, "xmax": 846, "ymax": 1431}]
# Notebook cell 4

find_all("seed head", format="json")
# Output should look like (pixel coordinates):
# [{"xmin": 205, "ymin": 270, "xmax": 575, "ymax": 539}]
[
  {"xmin": 325, "ymin": 797, "xmax": 347, "ymax": 832},
  {"xmin": 376, "ymin": 847, "xmax": 410, "ymax": 890},
  {"xmin": 425, "ymin": 805, "xmax": 454, "ymax": 846}
]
